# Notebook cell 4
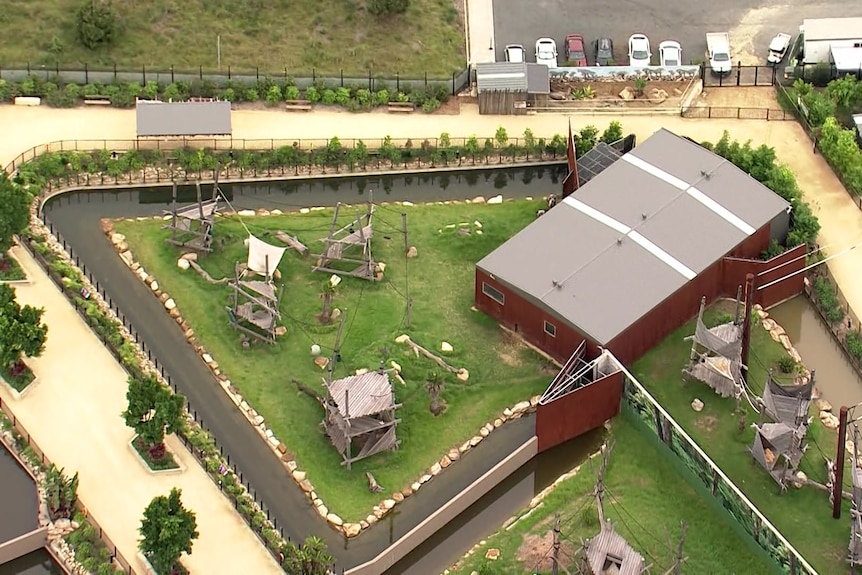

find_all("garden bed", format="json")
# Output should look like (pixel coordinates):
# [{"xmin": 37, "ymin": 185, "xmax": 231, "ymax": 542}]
[
  {"xmin": 0, "ymin": 256, "xmax": 25, "ymax": 281},
  {"xmin": 1, "ymin": 361, "xmax": 35, "ymax": 392},
  {"xmin": 631, "ymin": 301, "xmax": 847, "ymax": 574},
  {"xmin": 455, "ymin": 418, "xmax": 776, "ymax": 574},
  {"xmin": 114, "ymin": 199, "xmax": 556, "ymax": 521},
  {"xmin": 548, "ymin": 79, "xmax": 691, "ymax": 107},
  {"xmin": 130, "ymin": 435, "xmax": 180, "ymax": 472}
]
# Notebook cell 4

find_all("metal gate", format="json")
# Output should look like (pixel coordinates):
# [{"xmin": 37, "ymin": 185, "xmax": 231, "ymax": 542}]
[{"xmin": 702, "ymin": 64, "xmax": 778, "ymax": 87}]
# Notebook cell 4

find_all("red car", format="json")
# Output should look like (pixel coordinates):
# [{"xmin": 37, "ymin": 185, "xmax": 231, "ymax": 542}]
[{"xmin": 564, "ymin": 34, "xmax": 588, "ymax": 66}]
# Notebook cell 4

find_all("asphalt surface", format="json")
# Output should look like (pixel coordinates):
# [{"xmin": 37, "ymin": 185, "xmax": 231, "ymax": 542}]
[
  {"xmin": 492, "ymin": 0, "xmax": 862, "ymax": 67},
  {"xmin": 39, "ymin": 173, "xmax": 554, "ymax": 571}
]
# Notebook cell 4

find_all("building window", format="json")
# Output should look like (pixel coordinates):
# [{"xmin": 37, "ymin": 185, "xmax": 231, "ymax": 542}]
[
  {"xmin": 482, "ymin": 282, "xmax": 504, "ymax": 305},
  {"xmin": 544, "ymin": 321, "xmax": 556, "ymax": 337}
]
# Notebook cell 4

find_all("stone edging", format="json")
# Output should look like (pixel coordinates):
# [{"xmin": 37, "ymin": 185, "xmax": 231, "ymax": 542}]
[
  {"xmin": 128, "ymin": 436, "xmax": 186, "ymax": 475},
  {"xmin": 104, "ymin": 198, "xmax": 542, "ymax": 537},
  {"xmin": 753, "ymin": 301, "xmax": 839, "ymax": 432},
  {"xmin": 0, "ymin": 416, "xmax": 88, "ymax": 574}
]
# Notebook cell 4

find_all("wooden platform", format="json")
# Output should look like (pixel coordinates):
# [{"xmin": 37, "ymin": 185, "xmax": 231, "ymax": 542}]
[
  {"xmin": 285, "ymin": 100, "xmax": 312, "ymax": 111},
  {"xmin": 387, "ymin": 102, "xmax": 415, "ymax": 113}
]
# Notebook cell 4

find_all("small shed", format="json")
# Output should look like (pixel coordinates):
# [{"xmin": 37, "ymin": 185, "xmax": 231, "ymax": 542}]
[
  {"xmin": 475, "ymin": 62, "xmax": 550, "ymax": 115},
  {"xmin": 830, "ymin": 46, "xmax": 862, "ymax": 76},
  {"xmin": 584, "ymin": 521, "xmax": 646, "ymax": 575},
  {"xmin": 802, "ymin": 17, "xmax": 862, "ymax": 64},
  {"xmin": 136, "ymin": 100, "xmax": 232, "ymax": 138},
  {"xmin": 323, "ymin": 371, "xmax": 401, "ymax": 468}
]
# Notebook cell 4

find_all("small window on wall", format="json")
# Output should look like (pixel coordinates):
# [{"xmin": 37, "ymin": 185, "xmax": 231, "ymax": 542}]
[
  {"xmin": 544, "ymin": 321, "xmax": 556, "ymax": 337},
  {"xmin": 482, "ymin": 282, "xmax": 505, "ymax": 305}
]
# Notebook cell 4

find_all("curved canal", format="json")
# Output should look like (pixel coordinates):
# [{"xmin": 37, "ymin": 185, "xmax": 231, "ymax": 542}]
[{"xmin": 39, "ymin": 165, "xmax": 612, "ymax": 572}]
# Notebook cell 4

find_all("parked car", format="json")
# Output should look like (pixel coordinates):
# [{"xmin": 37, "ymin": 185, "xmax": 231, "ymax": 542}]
[
  {"xmin": 535, "ymin": 37, "xmax": 558, "ymax": 68},
  {"xmin": 659, "ymin": 40, "xmax": 682, "ymax": 66},
  {"xmin": 594, "ymin": 37, "xmax": 615, "ymax": 65},
  {"xmin": 564, "ymin": 34, "xmax": 588, "ymax": 66},
  {"xmin": 767, "ymin": 33, "xmax": 791, "ymax": 65},
  {"xmin": 504, "ymin": 44, "xmax": 526, "ymax": 63},
  {"xmin": 628, "ymin": 34, "xmax": 651, "ymax": 67}
]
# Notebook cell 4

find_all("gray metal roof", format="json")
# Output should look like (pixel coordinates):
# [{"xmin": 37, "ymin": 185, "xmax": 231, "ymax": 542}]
[
  {"xmin": 136, "ymin": 100, "xmax": 232, "ymax": 138},
  {"xmin": 477, "ymin": 128, "xmax": 790, "ymax": 345},
  {"xmin": 803, "ymin": 17, "xmax": 862, "ymax": 42},
  {"xmin": 476, "ymin": 62, "xmax": 549, "ymax": 93}
]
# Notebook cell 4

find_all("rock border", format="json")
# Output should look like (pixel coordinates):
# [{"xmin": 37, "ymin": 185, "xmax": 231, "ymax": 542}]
[
  {"xmin": 104, "ymin": 198, "xmax": 546, "ymax": 537},
  {"xmin": 0, "ymin": 414, "xmax": 86, "ymax": 574}
]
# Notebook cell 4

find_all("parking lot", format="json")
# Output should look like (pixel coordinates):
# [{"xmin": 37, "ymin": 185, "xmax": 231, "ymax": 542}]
[{"xmin": 492, "ymin": 0, "xmax": 861, "ymax": 67}]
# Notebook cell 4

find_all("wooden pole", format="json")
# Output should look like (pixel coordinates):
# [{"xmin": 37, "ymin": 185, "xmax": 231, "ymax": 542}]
[
  {"xmin": 170, "ymin": 180, "xmax": 178, "ymax": 241},
  {"xmin": 740, "ymin": 273, "xmax": 756, "ymax": 384},
  {"xmin": 734, "ymin": 284, "xmax": 744, "ymax": 324},
  {"xmin": 196, "ymin": 180, "xmax": 204, "ymax": 220},
  {"xmin": 401, "ymin": 212, "xmax": 409, "ymax": 254},
  {"xmin": 328, "ymin": 308, "xmax": 347, "ymax": 383},
  {"xmin": 345, "ymin": 388, "xmax": 351, "ymax": 470},
  {"xmin": 406, "ymin": 297, "xmax": 413, "ymax": 328},
  {"xmin": 834, "ymin": 406, "xmax": 849, "ymax": 519},
  {"xmin": 551, "ymin": 513, "xmax": 561, "ymax": 575}
]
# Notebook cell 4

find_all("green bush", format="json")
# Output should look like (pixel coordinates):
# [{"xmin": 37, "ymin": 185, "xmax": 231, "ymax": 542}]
[
  {"xmin": 321, "ymin": 89, "xmax": 337, "ymax": 105},
  {"xmin": 777, "ymin": 355, "xmax": 798, "ymax": 374},
  {"xmin": 265, "ymin": 85, "xmax": 283, "ymax": 106},
  {"xmin": 305, "ymin": 86, "xmax": 320, "ymax": 103},
  {"xmin": 222, "ymin": 87, "xmax": 236, "ymax": 102},
  {"xmin": 284, "ymin": 85, "xmax": 300, "ymax": 101},
  {"xmin": 0, "ymin": 79, "xmax": 11, "ymax": 101},
  {"xmin": 76, "ymin": 0, "xmax": 117, "ymax": 50},
  {"xmin": 20, "ymin": 77, "xmax": 37, "ymax": 96},
  {"xmin": 818, "ymin": 117, "xmax": 862, "ymax": 196},
  {"xmin": 368, "ymin": 0, "xmax": 409, "ymax": 16},
  {"xmin": 375, "ymin": 88, "xmax": 389, "ymax": 106},
  {"xmin": 422, "ymin": 98, "xmax": 440, "ymax": 113},
  {"xmin": 847, "ymin": 331, "xmax": 862, "ymax": 362},
  {"xmin": 142, "ymin": 81, "xmax": 159, "ymax": 100},
  {"xmin": 334, "ymin": 87, "xmax": 351, "ymax": 106},
  {"xmin": 244, "ymin": 87, "xmax": 259, "ymax": 102},
  {"xmin": 814, "ymin": 276, "xmax": 845, "ymax": 323}
]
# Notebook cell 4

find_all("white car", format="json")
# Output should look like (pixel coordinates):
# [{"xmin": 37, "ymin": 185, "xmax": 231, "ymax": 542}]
[
  {"xmin": 504, "ymin": 44, "xmax": 526, "ymax": 63},
  {"xmin": 535, "ymin": 38, "xmax": 558, "ymax": 68},
  {"xmin": 659, "ymin": 40, "xmax": 682, "ymax": 67},
  {"xmin": 628, "ymin": 34, "xmax": 651, "ymax": 67}
]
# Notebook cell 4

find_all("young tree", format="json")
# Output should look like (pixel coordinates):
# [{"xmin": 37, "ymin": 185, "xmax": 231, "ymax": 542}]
[
  {"xmin": 318, "ymin": 280, "xmax": 336, "ymax": 324},
  {"xmin": 76, "ymin": 0, "xmax": 118, "ymax": 49},
  {"xmin": 139, "ymin": 488, "xmax": 198, "ymax": 575},
  {"xmin": 425, "ymin": 371, "xmax": 446, "ymax": 416},
  {"xmin": 368, "ymin": 0, "xmax": 409, "ymax": 16},
  {"xmin": 0, "ymin": 173, "xmax": 30, "ymax": 259},
  {"xmin": 122, "ymin": 373, "xmax": 185, "ymax": 461},
  {"xmin": 0, "ymin": 284, "xmax": 48, "ymax": 377},
  {"xmin": 44, "ymin": 464, "xmax": 79, "ymax": 520},
  {"xmin": 282, "ymin": 536, "xmax": 333, "ymax": 575}
]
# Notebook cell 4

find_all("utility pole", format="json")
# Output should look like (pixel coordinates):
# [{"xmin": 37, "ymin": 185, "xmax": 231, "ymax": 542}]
[
  {"xmin": 834, "ymin": 406, "xmax": 850, "ymax": 519},
  {"xmin": 661, "ymin": 521, "xmax": 687, "ymax": 575},
  {"xmin": 595, "ymin": 442, "xmax": 613, "ymax": 525},
  {"xmin": 740, "ymin": 273, "xmax": 756, "ymax": 385},
  {"xmin": 552, "ymin": 513, "xmax": 561, "ymax": 575}
]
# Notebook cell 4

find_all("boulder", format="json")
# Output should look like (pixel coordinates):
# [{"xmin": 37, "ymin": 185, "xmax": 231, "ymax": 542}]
[
  {"xmin": 392, "ymin": 492, "xmax": 405, "ymax": 503},
  {"xmin": 314, "ymin": 356, "xmax": 329, "ymax": 369},
  {"xmin": 791, "ymin": 471, "xmax": 808, "ymax": 489},
  {"xmin": 344, "ymin": 523, "xmax": 362, "ymax": 538},
  {"xmin": 487, "ymin": 195, "xmax": 503, "ymax": 205},
  {"xmin": 440, "ymin": 455, "xmax": 452, "ymax": 468},
  {"xmin": 316, "ymin": 504, "xmax": 328, "ymax": 518},
  {"xmin": 293, "ymin": 470, "xmax": 307, "ymax": 483},
  {"xmin": 395, "ymin": 334, "xmax": 411, "ymax": 344},
  {"xmin": 493, "ymin": 418, "xmax": 504, "ymax": 428},
  {"xmin": 456, "ymin": 369, "xmax": 470, "ymax": 382},
  {"xmin": 816, "ymin": 398, "xmax": 833, "ymax": 413},
  {"xmin": 299, "ymin": 479, "xmax": 313, "ymax": 493},
  {"xmin": 447, "ymin": 449, "xmax": 460, "ymax": 462},
  {"xmin": 485, "ymin": 549, "xmax": 501, "ymax": 561},
  {"xmin": 430, "ymin": 462, "xmax": 443, "ymax": 476},
  {"xmin": 441, "ymin": 341, "xmax": 454, "ymax": 353},
  {"xmin": 407, "ymin": 246, "xmax": 418, "ymax": 258},
  {"xmin": 512, "ymin": 401, "xmax": 531, "ymax": 414},
  {"xmin": 326, "ymin": 513, "xmax": 344, "ymax": 527},
  {"xmin": 390, "ymin": 360, "xmax": 402, "ymax": 373},
  {"xmin": 110, "ymin": 233, "xmax": 126, "ymax": 246},
  {"xmin": 648, "ymin": 88, "xmax": 668, "ymax": 104},
  {"xmin": 238, "ymin": 209, "xmax": 256, "ymax": 217},
  {"xmin": 619, "ymin": 87, "xmax": 635, "ymax": 101},
  {"xmin": 549, "ymin": 91, "xmax": 568, "ymax": 101},
  {"xmin": 820, "ymin": 411, "xmax": 840, "ymax": 430},
  {"xmin": 471, "ymin": 196, "xmax": 486, "ymax": 204},
  {"xmin": 469, "ymin": 435, "xmax": 483, "ymax": 447},
  {"xmin": 164, "ymin": 298, "xmax": 176, "ymax": 311},
  {"xmin": 382, "ymin": 499, "xmax": 396, "ymax": 510},
  {"xmin": 330, "ymin": 308, "xmax": 341, "ymax": 321},
  {"xmin": 691, "ymin": 398, "xmax": 704, "ymax": 412}
]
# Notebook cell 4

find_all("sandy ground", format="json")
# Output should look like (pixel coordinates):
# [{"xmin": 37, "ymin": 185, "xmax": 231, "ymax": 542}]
[{"xmin": 0, "ymin": 247, "xmax": 282, "ymax": 575}]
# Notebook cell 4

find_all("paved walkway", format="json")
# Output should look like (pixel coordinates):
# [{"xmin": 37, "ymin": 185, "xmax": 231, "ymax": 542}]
[
  {"xmin": 465, "ymin": 0, "xmax": 496, "ymax": 64},
  {"xmin": 0, "ymin": 246, "xmax": 282, "ymax": 575}
]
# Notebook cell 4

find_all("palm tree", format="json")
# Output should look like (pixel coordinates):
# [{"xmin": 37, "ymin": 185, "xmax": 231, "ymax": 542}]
[
  {"xmin": 44, "ymin": 464, "xmax": 79, "ymax": 520},
  {"xmin": 318, "ymin": 280, "xmax": 336, "ymax": 324}
]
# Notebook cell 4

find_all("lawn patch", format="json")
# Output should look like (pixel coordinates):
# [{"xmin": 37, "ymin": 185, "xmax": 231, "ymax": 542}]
[
  {"xmin": 631, "ymin": 300, "xmax": 848, "ymax": 574},
  {"xmin": 0, "ymin": 256, "xmax": 25, "ymax": 281},
  {"xmin": 456, "ymin": 417, "xmax": 775, "ymax": 574},
  {"xmin": 115, "ymin": 199, "xmax": 554, "ymax": 520},
  {"xmin": 0, "ymin": 0, "xmax": 465, "ymax": 77}
]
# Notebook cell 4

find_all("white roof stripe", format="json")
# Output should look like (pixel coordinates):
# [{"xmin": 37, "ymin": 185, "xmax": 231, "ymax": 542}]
[
  {"xmin": 476, "ymin": 72, "xmax": 525, "ymax": 79},
  {"xmin": 687, "ymin": 187, "xmax": 756, "ymax": 234},
  {"xmin": 563, "ymin": 196, "xmax": 630, "ymax": 235},
  {"xmin": 623, "ymin": 152, "xmax": 757, "ymax": 235},
  {"xmin": 563, "ymin": 196, "xmax": 697, "ymax": 281},
  {"xmin": 629, "ymin": 232, "xmax": 697, "ymax": 280},
  {"xmin": 621, "ymin": 153, "xmax": 688, "ymax": 190}
]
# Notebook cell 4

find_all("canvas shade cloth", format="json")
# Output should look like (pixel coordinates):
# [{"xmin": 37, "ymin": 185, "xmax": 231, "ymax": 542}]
[{"xmin": 247, "ymin": 234, "xmax": 287, "ymax": 275}]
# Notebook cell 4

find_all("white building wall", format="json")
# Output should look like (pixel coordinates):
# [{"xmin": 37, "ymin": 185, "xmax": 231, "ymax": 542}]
[{"xmin": 805, "ymin": 39, "xmax": 862, "ymax": 64}]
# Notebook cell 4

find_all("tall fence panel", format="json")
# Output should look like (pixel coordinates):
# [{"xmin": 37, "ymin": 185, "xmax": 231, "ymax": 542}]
[
  {"xmin": 614, "ymin": 360, "xmax": 817, "ymax": 575},
  {"xmin": 702, "ymin": 64, "xmax": 778, "ymax": 87},
  {"xmin": 681, "ymin": 106, "xmax": 792, "ymax": 120}
]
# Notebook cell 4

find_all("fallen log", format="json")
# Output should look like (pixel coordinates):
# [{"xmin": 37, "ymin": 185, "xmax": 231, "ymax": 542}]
[
  {"xmin": 403, "ymin": 336, "xmax": 460, "ymax": 374},
  {"xmin": 293, "ymin": 379, "xmax": 324, "ymax": 406},
  {"xmin": 276, "ymin": 231, "xmax": 309, "ymax": 256},
  {"xmin": 189, "ymin": 261, "xmax": 229, "ymax": 284},
  {"xmin": 366, "ymin": 471, "xmax": 385, "ymax": 493}
]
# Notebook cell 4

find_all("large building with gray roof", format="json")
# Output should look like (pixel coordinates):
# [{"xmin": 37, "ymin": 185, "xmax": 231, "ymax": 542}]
[{"xmin": 475, "ymin": 128, "xmax": 804, "ymax": 365}]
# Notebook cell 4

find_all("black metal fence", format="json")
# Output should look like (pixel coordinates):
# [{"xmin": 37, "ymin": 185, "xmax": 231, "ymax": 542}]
[
  {"xmin": 681, "ymin": 106, "xmax": 793, "ymax": 120},
  {"xmin": 701, "ymin": 64, "xmax": 779, "ymax": 87},
  {"xmin": 19, "ymin": 222, "xmax": 338, "ymax": 572},
  {"xmin": 0, "ymin": 62, "xmax": 471, "ymax": 96}
]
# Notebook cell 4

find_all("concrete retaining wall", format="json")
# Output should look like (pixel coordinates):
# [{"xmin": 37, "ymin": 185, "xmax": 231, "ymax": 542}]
[
  {"xmin": 344, "ymin": 436, "xmax": 539, "ymax": 575},
  {"xmin": 0, "ymin": 527, "xmax": 48, "ymax": 565}
]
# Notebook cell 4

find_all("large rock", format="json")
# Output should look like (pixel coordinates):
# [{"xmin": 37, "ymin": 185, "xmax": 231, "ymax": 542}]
[
  {"xmin": 110, "ymin": 233, "xmax": 126, "ymax": 246},
  {"xmin": 648, "ymin": 88, "xmax": 668, "ymax": 104},
  {"xmin": 407, "ymin": 246, "xmax": 418, "ymax": 258},
  {"xmin": 691, "ymin": 398, "xmax": 704, "ymax": 412},
  {"xmin": 326, "ymin": 513, "xmax": 344, "ymax": 527},
  {"xmin": 512, "ymin": 401, "xmax": 531, "ymax": 414},
  {"xmin": 430, "ymin": 462, "xmax": 442, "ymax": 476},
  {"xmin": 164, "ymin": 298, "xmax": 176, "ymax": 311},
  {"xmin": 487, "ymin": 195, "xmax": 503, "ymax": 205},
  {"xmin": 619, "ymin": 87, "xmax": 635, "ymax": 101},
  {"xmin": 816, "ymin": 398, "xmax": 833, "ymax": 413},
  {"xmin": 820, "ymin": 411, "xmax": 840, "ymax": 430},
  {"xmin": 344, "ymin": 523, "xmax": 362, "ymax": 538},
  {"xmin": 441, "ymin": 341, "xmax": 454, "ymax": 353}
]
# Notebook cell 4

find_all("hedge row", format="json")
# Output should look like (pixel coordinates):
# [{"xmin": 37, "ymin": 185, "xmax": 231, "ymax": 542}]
[{"xmin": 0, "ymin": 74, "xmax": 451, "ymax": 112}]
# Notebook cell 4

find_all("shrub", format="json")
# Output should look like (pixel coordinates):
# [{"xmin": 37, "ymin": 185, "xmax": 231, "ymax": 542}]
[
  {"xmin": 814, "ymin": 276, "xmax": 844, "ymax": 323},
  {"xmin": 422, "ymin": 98, "xmax": 440, "ymax": 113},
  {"xmin": 334, "ymin": 87, "xmax": 351, "ymax": 106},
  {"xmin": 806, "ymin": 62, "xmax": 833, "ymax": 87},
  {"xmin": 305, "ymin": 86, "xmax": 320, "ymax": 103},
  {"xmin": 142, "ymin": 81, "xmax": 159, "ymax": 100},
  {"xmin": 847, "ymin": 331, "xmax": 862, "ymax": 362},
  {"xmin": 321, "ymin": 89, "xmax": 337, "ymax": 105},
  {"xmin": 82, "ymin": 83, "xmax": 101, "ymax": 97},
  {"xmin": 76, "ymin": 0, "xmax": 117, "ymax": 50},
  {"xmin": 601, "ymin": 121, "xmax": 623, "ymax": 144},
  {"xmin": 375, "ymin": 88, "xmax": 390, "ymax": 106},
  {"xmin": 0, "ymin": 79, "xmax": 10, "ymax": 101},
  {"xmin": 20, "ymin": 77, "xmax": 37, "ymax": 96},
  {"xmin": 818, "ymin": 117, "xmax": 862, "ymax": 196},
  {"xmin": 368, "ymin": 0, "xmax": 409, "ymax": 16},
  {"xmin": 163, "ymin": 83, "xmax": 182, "ymax": 102},
  {"xmin": 777, "ymin": 355, "xmax": 798, "ymax": 374},
  {"xmin": 264, "ymin": 85, "xmax": 282, "ymax": 106},
  {"xmin": 221, "ymin": 87, "xmax": 236, "ymax": 102},
  {"xmin": 284, "ymin": 85, "xmax": 300, "ymax": 101},
  {"xmin": 354, "ymin": 88, "xmax": 371, "ymax": 107},
  {"xmin": 244, "ymin": 87, "xmax": 259, "ymax": 102}
]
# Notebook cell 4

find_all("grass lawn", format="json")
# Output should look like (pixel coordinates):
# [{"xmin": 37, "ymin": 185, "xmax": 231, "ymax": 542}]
[
  {"xmin": 457, "ymin": 417, "xmax": 775, "ymax": 574},
  {"xmin": 0, "ymin": 0, "xmax": 465, "ymax": 76},
  {"xmin": 115, "ymin": 199, "xmax": 556, "ymax": 521},
  {"xmin": 0, "ymin": 256, "xmax": 25, "ymax": 281},
  {"xmin": 1, "ymin": 362, "xmax": 35, "ymax": 392},
  {"xmin": 131, "ymin": 436, "xmax": 179, "ymax": 471},
  {"xmin": 631, "ymin": 301, "xmax": 849, "ymax": 574}
]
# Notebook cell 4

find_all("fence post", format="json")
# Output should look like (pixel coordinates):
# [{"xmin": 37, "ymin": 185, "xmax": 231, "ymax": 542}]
[
  {"xmin": 171, "ymin": 66, "xmax": 175, "ymax": 84},
  {"xmin": 368, "ymin": 69, "xmax": 372, "ymax": 91},
  {"xmin": 113, "ymin": 63, "xmax": 117, "ymax": 82},
  {"xmin": 396, "ymin": 72, "xmax": 400, "ymax": 93},
  {"xmin": 340, "ymin": 69, "xmax": 344, "ymax": 87},
  {"xmin": 142, "ymin": 65, "xmax": 146, "ymax": 85},
  {"xmin": 754, "ymin": 65, "xmax": 758, "ymax": 85},
  {"xmin": 27, "ymin": 62, "xmax": 31, "ymax": 75},
  {"xmin": 199, "ymin": 65, "xmax": 203, "ymax": 80},
  {"xmin": 736, "ymin": 61, "xmax": 741, "ymax": 86},
  {"xmin": 228, "ymin": 65, "xmax": 232, "ymax": 80},
  {"xmin": 452, "ymin": 71, "xmax": 456, "ymax": 95},
  {"xmin": 84, "ymin": 63, "xmax": 89, "ymax": 84},
  {"xmin": 257, "ymin": 67, "xmax": 260, "ymax": 81}
]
